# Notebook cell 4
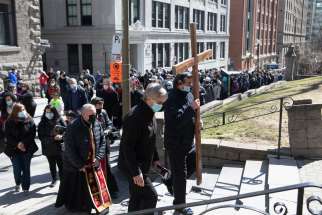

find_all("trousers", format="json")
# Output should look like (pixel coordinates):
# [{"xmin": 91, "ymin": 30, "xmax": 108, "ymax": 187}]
[
  {"xmin": 168, "ymin": 148, "xmax": 196, "ymax": 205},
  {"xmin": 46, "ymin": 155, "xmax": 63, "ymax": 181},
  {"xmin": 11, "ymin": 153, "xmax": 32, "ymax": 191},
  {"xmin": 128, "ymin": 175, "xmax": 158, "ymax": 215}
]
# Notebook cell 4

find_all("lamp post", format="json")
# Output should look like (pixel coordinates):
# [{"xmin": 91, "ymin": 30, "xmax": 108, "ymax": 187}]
[{"xmin": 256, "ymin": 39, "xmax": 262, "ymax": 71}]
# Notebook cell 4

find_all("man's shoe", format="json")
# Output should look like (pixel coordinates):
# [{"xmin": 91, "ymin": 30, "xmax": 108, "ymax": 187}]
[
  {"xmin": 174, "ymin": 208, "xmax": 194, "ymax": 215},
  {"xmin": 14, "ymin": 185, "xmax": 20, "ymax": 192},
  {"xmin": 162, "ymin": 178, "xmax": 173, "ymax": 196},
  {"xmin": 23, "ymin": 190, "xmax": 29, "ymax": 196},
  {"xmin": 49, "ymin": 180, "xmax": 57, "ymax": 188}
]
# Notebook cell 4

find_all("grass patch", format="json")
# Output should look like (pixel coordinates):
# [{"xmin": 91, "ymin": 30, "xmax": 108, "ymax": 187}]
[{"xmin": 201, "ymin": 77, "xmax": 322, "ymax": 146}]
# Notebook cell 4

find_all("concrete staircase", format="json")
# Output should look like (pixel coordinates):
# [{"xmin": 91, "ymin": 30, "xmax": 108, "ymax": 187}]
[{"xmin": 201, "ymin": 156, "xmax": 300, "ymax": 214}]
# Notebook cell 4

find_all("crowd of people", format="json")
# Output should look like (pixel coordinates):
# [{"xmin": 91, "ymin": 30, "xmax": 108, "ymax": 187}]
[{"xmin": 0, "ymin": 66, "xmax": 284, "ymax": 214}]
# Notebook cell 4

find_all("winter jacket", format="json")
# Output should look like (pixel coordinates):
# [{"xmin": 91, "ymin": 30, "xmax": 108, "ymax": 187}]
[
  {"xmin": 164, "ymin": 89, "xmax": 195, "ymax": 152},
  {"xmin": 65, "ymin": 87, "xmax": 88, "ymax": 113},
  {"xmin": 38, "ymin": 117, "xmax": 66, "ymax": 156},
  {"xmin": 118, "ymin": 101, "xmax": 159, "ymax": 177},
  {"xmin": 4, "ymin": 118, "xmax": 38, "ymax": 158},
  {"xmin": 63, "ymin": 117, "xmax": 106, "ymax": 172}
]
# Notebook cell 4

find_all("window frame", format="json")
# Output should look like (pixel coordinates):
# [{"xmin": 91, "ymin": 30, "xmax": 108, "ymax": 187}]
[{"xmin": 66, "ymin": 0, "xmax": 78, "ymax": 26}]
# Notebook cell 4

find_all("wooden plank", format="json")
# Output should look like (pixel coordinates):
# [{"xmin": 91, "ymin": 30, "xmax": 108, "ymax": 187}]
[
  {"xmin": 206, "ymin": 164, "xmax": 244, "ymax": 214},
  {"xmin": 172, "ymin": 49, "xmax": 213, "ymax": 74},
  {"xmin": 268, "ymin": 157, "xmax": 300, "ymax": 215},
  {"xmin": 189, "ymin": 23, "xmax": 202, "ymax": 185},
  {"xmin": 237, "ymin": 160, "xmax": 268, "ymax": 215}
]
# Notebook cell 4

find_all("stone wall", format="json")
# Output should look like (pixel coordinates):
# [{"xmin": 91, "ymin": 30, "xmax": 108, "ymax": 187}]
[
  {"xmin": 0, "ymin": 0, "xmax": 42, "ymax": 89},
  {"xmin": 287, "ymin": 100, "xmax": 322, "ymax": 159}
]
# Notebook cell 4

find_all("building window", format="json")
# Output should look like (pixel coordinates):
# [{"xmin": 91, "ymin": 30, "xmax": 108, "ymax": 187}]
[
  {"xmin": 220, "ymin": 14, "xmax": 226, "ymax": 32},
  {"xmin": 81, "ymin": 0, "xmax": 92, "ymax": 26},
  {"xmin": 207, "ymin": 42, "xmax": 217, "ymax": 59},
  {"xmin": 208, "ymin": 12, "xmax": 217, "ymax": 31},
  {"xmin": 66, "ymin": 0, "xmax": 78, "ymax": 26},
  {"xmin": 152, "ymin": 43, "xmax": 170, "ymax": 68},
  {"xmin": 82, "ymin": 44, "xmax": 92, "ymax": 72},
  {"xmin": 175, "ymin": 5, "xmax": 189, "ymax": 30},
  {"xmin": 129, "ymin": 0, "xmax": 140, "ymax": 25},
  {"xmin": 152, "ymin": 1, "xmax": 170, "ymax": 28},
  {"xmin": 193, "ymin": 9, "xmax": 205, "ymax": 30},
  {"xmin": 197, "ymin": 42, "xmax": 204, "ymax": 53},
  {"xmin": 221, "ymin": 0, "xmax": 227, "ymax": 5},
  {"xmin": 68, "ymin": 44, "xmax": 79, "ymax": 74},
  {"xmin": 174, "ymin": 43, "xmax": 189, "ymax": 64},
  {"xmin": 220, "ymin": 42, "xmax": 225, "ymax": 58},
  {"xmin": 0, "ymin": 1, "xmax": 16, "ymax": 46},
  {"xmin": 40, "ymin": 0, "xmax": 44, "ymax": 27}
]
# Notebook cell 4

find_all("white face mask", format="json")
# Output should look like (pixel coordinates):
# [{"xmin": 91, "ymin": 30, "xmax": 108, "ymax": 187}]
[{"xmin": 45, "ymin": 112, "xmax": 54, "ymax": 120}]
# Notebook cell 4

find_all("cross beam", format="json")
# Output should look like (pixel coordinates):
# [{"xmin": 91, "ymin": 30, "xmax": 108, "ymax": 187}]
[{"xmin": 172, "ymin": 49, "xmax": 213, "ymax": 74}]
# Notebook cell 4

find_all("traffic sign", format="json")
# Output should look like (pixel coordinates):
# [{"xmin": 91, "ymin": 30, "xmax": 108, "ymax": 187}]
[
  {"xmin": 112, "ymin": 34, "xmax": 123, "ymax": 55},
  {"xmin": 110, "ymin": 61, "xmax": 122, "ymax": 83}
]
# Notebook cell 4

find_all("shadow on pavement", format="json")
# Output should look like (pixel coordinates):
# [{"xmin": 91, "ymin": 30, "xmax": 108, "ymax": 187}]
[{"xmin": 0, "ymin": 185, "xmax": 57, "ymax": 208}]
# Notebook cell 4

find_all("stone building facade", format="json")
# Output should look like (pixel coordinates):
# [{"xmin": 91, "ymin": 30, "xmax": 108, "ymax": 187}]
[
  {"xmin": 0, "ymin": 0, "xmax": 42, "ymax": 88},
  {"xmin": 229, "ymin": 0, "xmax": 279, "ymax": 71},
  {"xmin": 41, "ymin": 0, "xmax": 230, "ymax": 76},
  {"xmin": 277, "ymin": 0, "xmax": 308, "ymax": 67}
]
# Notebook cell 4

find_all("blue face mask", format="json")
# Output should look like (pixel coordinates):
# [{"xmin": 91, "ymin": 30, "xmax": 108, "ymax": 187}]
[
  {"xmin": 151, "ymin": 103, "xmax": 163, "ymax": 112},
  {"xmin": 181, "ymin": 86, "xmax": 191, "ymax": 93},
  {"xmin": 18, "ymin": 111, "xmax": 27, "ymax": 119}
]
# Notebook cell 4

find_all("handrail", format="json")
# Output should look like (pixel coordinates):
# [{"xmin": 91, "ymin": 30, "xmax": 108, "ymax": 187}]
[
  {"xmin": 201, "ymin": 96, "xmax": 294, "ymax": 159},
  {"xmin": 118, "ymin": 183, "xmax": 322, "ymax": 215}
]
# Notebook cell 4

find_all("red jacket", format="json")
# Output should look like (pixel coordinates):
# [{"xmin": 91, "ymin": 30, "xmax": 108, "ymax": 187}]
[{"xmin": 39, "ymin": 73, "xmax": 49, "ymax": 85}]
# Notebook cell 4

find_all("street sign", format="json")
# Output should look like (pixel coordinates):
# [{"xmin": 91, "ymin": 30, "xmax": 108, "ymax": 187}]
[
  {"xmin": 110, "ymin": 61, "xmax": 122, "ymax": 83},
  {"xmin": 112, "ymin": 34, "xmax": 123, "ymax": 55}
]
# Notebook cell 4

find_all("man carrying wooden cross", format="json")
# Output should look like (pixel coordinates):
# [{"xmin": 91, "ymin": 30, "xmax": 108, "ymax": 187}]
[{"xmin": 163, "ymin": 23, "xmax": 212, "ymax": 215}]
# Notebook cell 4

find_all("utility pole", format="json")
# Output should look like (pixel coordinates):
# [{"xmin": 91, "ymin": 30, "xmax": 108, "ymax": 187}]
[{"xmin": 122, "ymin": 0, "xmax": 131, "ymax": 118}]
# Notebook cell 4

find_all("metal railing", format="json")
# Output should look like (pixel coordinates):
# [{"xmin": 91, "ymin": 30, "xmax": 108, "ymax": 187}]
[
  {"xmin": 201, "ymin": 96, "xmax": 294, "ymax": 159},
  {"xmin": 118, "ymin": 183, "xmax": 322, "ymax": 215}
]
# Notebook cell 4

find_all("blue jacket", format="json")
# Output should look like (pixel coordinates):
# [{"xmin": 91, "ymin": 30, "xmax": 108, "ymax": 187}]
[
  {"xmin": 65, "ymin": 86, "xmax": 88, "ymax": 112},
  {"xmin": 8, "ymin": 72, "xmax": 17, "ymax": 85}
]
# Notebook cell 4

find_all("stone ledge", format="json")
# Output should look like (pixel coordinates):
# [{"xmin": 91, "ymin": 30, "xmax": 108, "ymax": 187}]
[
  {"xmin": 201, "ymin": 139, "xmax": 291, "ymax": 167},
  {"xmin": 0, "ymin": 46, "xmax": 21, "ymax": 53}
]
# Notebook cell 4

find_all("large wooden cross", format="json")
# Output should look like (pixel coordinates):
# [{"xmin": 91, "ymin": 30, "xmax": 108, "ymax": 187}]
[{"xmin": 172, "ymin": 23, "xmax": 213, "ymax": 185}]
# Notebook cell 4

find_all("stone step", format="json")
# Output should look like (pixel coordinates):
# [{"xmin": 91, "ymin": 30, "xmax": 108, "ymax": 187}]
[
  {"xmin": 153, "ymin": 168, "xmax": 220, "ymax": 215},
  {"xmin": 268, "ymin": 157, "xmax": 300, "ymax": 215},
  {"xmin": 206, "ymin": 164, "xmax": 244, "ymax": 214},
  {"xmin": 237, "ymin": 160, "xmax": 268, "ymax": 215}
]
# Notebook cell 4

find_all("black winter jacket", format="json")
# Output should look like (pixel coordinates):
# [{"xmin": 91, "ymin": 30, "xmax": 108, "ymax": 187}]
[
  {"xmin": 4, "ymin": 118, "xmax": 38, "ymax": 157},
  {"xmin": 164, "ymin": 89, "xmax": 195, "ymax": 152},
  {"xmin": 38, "ymin": 117, "xmax": 66, "ymax": 156},
  {"xmin": 118, "ymin": 101, "xmax": 159, "ymax": 177},
  {"xmin": 63, "ymin": 117, "xmax": 106, "ymax": 172}
]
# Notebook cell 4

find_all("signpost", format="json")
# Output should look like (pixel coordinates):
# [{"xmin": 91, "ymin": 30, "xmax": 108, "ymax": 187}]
[{"xmin": 172, "ymin": 23, "xmax": 213, "ymax": 185}]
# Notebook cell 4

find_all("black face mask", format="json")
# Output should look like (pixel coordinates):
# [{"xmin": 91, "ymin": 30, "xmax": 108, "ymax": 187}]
[
  {"xmin": 96, "ymin": 109, "xmax": 102, "ymax": 115},
  {"xmin": 88, "ymin": 115, "xmax": 96, "ymax": 125}
]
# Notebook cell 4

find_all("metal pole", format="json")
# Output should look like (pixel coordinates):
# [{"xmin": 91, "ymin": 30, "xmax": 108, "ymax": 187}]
[
  {"xmin": 222, "ymin": 112, "xmax": 226, "ymax": 125},
  {"xmin": 122, "ymin": 0, "xmax": 131, "ymax": 118},
  {"xmin": 190, "ymin": 23, "xmax": 202, "ymax": 185},
  {"xmin": 277, "ymin": 98, "xmax": 283, "ymax": 159},
  {"xmin": 257, "ymin": 43, "xmax": 260, "ymax": 71},
  {"xmin": 296, "ymin": 187, "xmax": 304, "ymax": 215},
  {"xmin": 104, "ymin": 51, "xmax": 107, "ymax": 76}
]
